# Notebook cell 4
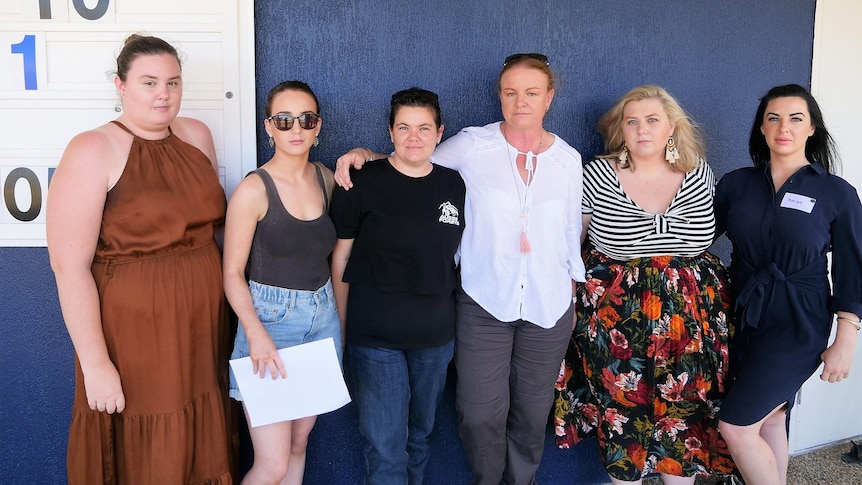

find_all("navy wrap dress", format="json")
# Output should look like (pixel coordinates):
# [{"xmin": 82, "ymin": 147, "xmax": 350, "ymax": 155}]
[{"xmin": 714, "ymin": 162, "xmax": 862, "ymax": 426}]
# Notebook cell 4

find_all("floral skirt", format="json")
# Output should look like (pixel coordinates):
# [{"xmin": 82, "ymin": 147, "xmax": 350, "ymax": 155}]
[{"xmin": 554, "ymin": 248, "xmax": 735, "ymax": 480}]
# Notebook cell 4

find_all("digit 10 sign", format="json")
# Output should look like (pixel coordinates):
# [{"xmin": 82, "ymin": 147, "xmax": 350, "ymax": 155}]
[
  {"xmin": 23, "ymin": 0, "xmax": 115, "ymax": 22},
  {"xmin": 1, "ymin": 33, "xmax": 47, "ymax": 91},
  {"xmin": 40, "ymin": 0, "xmax": 112, "ymax": 20}
]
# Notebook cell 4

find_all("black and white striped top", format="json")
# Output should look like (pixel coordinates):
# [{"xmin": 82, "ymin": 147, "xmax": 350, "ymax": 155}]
[{"xmin": 583, "ymin": 158, "xmax": 717, "ymax": 260}]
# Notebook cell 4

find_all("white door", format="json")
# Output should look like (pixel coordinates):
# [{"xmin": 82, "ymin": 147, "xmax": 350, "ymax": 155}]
[
  {"xmin": 790, "ymin": 0, "xmax": 862, "ymax": 453},
  {"xmin": 0, "ymin": 0, "xmax": 256, "ymax": 246}
]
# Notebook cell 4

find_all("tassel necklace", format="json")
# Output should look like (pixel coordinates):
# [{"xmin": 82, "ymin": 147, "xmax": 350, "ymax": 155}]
[{"xmin": 503, "ymin": 125, "xmax": 545, "ymax": 254}]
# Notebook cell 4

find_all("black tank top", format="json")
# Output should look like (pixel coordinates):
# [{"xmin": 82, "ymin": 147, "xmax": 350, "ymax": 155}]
[{"xmin": 247, "ymin": 166, "xmax": 336, "ymax": 290}]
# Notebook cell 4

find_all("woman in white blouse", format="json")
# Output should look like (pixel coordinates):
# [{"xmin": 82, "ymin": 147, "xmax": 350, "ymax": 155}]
[{"xmin": 554, "ymin": 85, "xmax": 735, "ymax": 485}]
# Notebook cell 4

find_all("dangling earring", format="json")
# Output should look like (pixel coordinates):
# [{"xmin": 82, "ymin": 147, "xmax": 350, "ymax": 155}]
[
  {"xmin": 268, "ymin": 136, "xmax": 274, "ymax": 148},
  {"xmin": 313, "ymin": 137, "xmax": 319, "ymax": 147},
  {"xmin": 618, "ymin": 145, "xmax": 629, "ymax": 164},
  {"xmin": 665, "ymin": 136, "xmax": 680, "ymax": 164},
  {"xmin": 114, "ymin": 98, "xmax": 122, "ymax": 113}
]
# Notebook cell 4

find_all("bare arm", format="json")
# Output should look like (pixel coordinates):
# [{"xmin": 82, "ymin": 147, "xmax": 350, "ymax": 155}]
[
  {"xmin": 47, "ymin": 129, "xmax": 125, "ymax": 414},
  {"xmin": 222, "ymin": 175, "xmax": 285, "ymax": 379},
  {"xmin": 330, "ymin": 238, "xmax": 355, "ymax": 343},
  {"xmin": 334, "ymin": 147, "xmax": 386, "ymax": 189}
]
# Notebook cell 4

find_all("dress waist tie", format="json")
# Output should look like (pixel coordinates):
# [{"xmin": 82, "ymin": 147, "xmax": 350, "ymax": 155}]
[{"xmin": 734, "ymin": 257, "xmax": 826, "ymax": 330}]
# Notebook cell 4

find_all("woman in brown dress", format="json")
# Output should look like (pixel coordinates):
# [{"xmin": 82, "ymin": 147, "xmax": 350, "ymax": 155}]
[{"xmin": 46, "ymin": 34, "xmax": 232, "ymax": 484}]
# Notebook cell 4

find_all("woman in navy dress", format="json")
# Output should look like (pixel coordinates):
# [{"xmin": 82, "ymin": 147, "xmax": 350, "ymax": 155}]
[{"xmin": 715, "ymin": 84, "xmax": 862, "ymax": 485}]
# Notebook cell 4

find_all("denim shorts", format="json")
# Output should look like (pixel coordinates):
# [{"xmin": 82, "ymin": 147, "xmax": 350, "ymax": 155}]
[{"xmin": 229, "ymin": 278, "xmax": 342, "ymax": 401}]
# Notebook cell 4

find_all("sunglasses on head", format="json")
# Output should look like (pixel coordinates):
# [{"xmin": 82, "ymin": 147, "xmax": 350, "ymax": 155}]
[
  {"xmin": 266, "ymin": 113, "xmax": 320, "ymax": 131},
  {"xmin": 503, "ymin": 53, "xmax": 549, "ymax": 67}
]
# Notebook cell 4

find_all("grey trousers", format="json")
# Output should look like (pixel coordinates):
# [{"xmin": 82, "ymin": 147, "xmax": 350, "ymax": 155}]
[{"xmin": 454, "ymin": 290, "xmax": 574, "ymax": 485}]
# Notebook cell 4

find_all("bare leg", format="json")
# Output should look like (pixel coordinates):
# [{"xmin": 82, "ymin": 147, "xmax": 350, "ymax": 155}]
[
  {"xmin": 759, "ymin": 410, "xmax": 788, "ymax": 485},
  {"xmin": 240, "ymin": 404, "xmax": 317, "ymax": 485},
  {"xmin": 241, "ymin": 404, "xmax": 292, "ymax": 485},
  {"xmin": 719, "ymin": 403, "xmax": 787, "ymax": 485},
  {"xmin": 279, "ymin": 416, "xmax": 317, "ymax": 485}
]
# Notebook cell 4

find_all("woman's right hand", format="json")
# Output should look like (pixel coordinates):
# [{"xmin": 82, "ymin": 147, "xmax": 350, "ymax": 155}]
[
  {"xmin": 83, "ymin": 361, "xmax": 125, "ymax": 414},
  {"xmin": 334, "ymin": 147, "xmax": 371, "ymax": 189},
  {"xmin": 247, "ymin": 328, "xmax": 287, "ymax": 379}
]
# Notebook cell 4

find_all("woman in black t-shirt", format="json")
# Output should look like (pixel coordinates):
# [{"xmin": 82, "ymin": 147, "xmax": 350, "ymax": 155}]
[{"xmin": 331, "ymin": 87, "xmax": 466, "ymax": 485}]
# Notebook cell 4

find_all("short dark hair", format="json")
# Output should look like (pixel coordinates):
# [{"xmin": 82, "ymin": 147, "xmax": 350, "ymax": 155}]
[
  {"xmin": 389, "ymin": 87, "xmax": 442, "ymax": 128},
  {"xmin": 116, "ymin": 34, "xmax": 180, "ymax": 81},
  {"xmin": 265, "ymin": 80, "xmax": 320, "ymax": 117},
  {"xmin": 749, "ymin": 84, "xmax": 839, "ymax": 174}
]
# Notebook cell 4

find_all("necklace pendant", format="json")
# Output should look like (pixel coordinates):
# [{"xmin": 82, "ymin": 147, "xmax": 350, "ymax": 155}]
[{"xmin": 520, "ymin": 232, "xmax": 532, "ymax": 254}]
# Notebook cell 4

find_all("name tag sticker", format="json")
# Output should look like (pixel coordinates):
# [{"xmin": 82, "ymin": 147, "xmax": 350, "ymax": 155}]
[{"xmin": 780, "ymin": 192, "xmax": 816, "ymax": 213}]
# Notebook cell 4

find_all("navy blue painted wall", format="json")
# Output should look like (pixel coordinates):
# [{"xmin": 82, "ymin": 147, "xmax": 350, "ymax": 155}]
[
  {"xmin": 1, "ymin": 1, "xmax": 814, "ymax": 483},
  {"xmin": 254, "ymin": 0, "xmax": 815, "ymax": 182}
]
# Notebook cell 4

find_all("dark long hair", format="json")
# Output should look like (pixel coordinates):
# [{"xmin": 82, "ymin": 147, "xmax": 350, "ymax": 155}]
[{"xmin": 748, "ymin": 84, "xmax": 839, "ymax": 174}]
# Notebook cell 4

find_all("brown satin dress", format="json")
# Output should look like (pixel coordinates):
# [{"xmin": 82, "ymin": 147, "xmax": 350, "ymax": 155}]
[{"xmin": 67, "ymin": 121, "xmax": 232, "ymax": 484}]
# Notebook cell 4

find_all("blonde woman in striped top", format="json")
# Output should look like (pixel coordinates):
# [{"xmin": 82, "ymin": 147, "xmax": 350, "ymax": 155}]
[{"xmin": 554, "ymin": 85, "xmax": 735, "ymax": 484}]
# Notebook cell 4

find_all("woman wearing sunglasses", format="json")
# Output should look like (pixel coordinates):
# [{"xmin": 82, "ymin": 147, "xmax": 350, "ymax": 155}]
[
  {"xmin": 223, "ymin": 80, "xmax": 341, "ymax": 485},
  {"xmin": 330, "ymin": 87, "xmax": 465, "ymax": 485},
  {"xmin": 335, "ymin": 54, "xmax": 585, "ymax": 485}
]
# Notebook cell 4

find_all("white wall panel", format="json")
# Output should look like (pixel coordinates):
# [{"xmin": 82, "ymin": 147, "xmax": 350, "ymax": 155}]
[
  {"xmin": 789, "ymin": 0, "xmax": 862, "ymax": 454},
  {"xmin": 0, "ymin": 0, "xmax": 253, "ymax": 246}
]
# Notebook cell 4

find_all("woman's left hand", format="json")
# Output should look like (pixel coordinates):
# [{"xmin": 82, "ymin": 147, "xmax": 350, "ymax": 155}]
[{"xmin": 820, "ymin": 334, "xmax": 857, "ymax": 383}]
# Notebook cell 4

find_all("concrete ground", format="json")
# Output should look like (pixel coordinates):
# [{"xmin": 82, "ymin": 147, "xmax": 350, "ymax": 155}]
[{"xmin": 641, "ymin": 439, "xmax": 862, "ymax": 485}]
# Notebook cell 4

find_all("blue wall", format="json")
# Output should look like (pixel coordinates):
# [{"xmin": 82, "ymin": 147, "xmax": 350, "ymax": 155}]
[{"xmin": 0, "ymin": 1, "xmax": 815, "ymax": 483}]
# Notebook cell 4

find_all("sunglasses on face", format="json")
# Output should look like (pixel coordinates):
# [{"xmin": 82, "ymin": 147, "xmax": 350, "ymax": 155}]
[
  {"xmin": 503, "ymin": 53, "xmax": 549, "ymax": 67},
  {"xmin": 266, "ymin": 113, "xmax": 320, "ymax": 131}
]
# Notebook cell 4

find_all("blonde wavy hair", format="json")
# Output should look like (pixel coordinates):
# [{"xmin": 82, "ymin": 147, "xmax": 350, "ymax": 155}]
[{"xmin": 597, "ymin": 85, "xmax": 704, "ymax": 173}]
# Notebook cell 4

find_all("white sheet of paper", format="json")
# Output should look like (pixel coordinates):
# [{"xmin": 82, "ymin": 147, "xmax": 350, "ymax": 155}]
[{"xmin": 229, "ymin": 337, "xmax": 350, "ymax": 427}]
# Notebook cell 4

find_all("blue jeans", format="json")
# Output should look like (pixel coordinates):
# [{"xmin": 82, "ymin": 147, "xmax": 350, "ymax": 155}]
[
  {"xmin": 229, "ymin": 279, "xmax": 342, "ymax": 400},
  {"xmin": 348, "ymin": 341, "xmax": 455, "ymax": 485}
]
